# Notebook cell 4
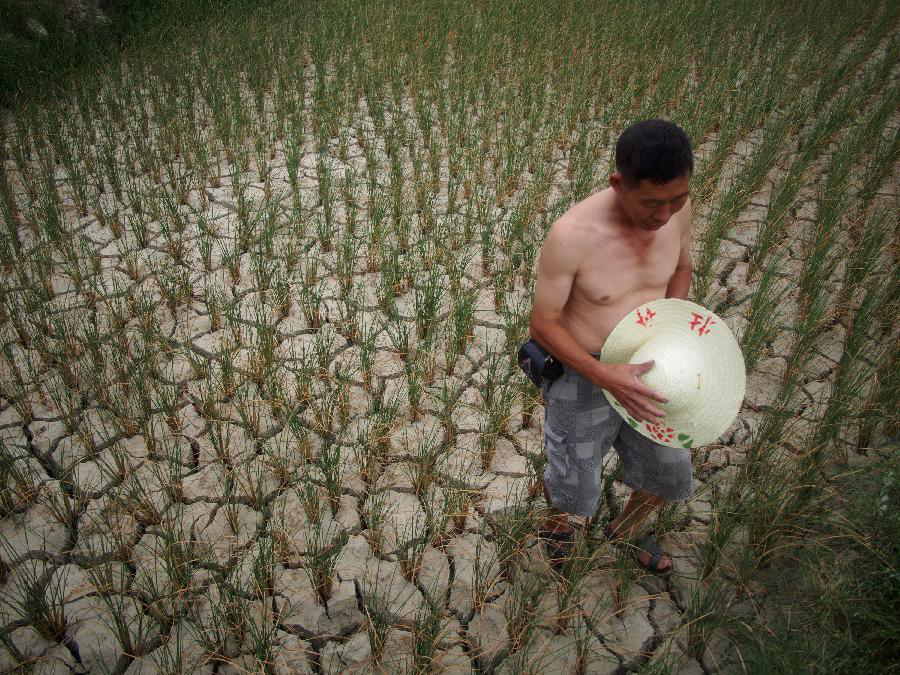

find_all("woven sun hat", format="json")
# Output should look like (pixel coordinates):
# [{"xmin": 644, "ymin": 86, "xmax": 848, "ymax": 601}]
[{"xmin": 599, "ymin": 298, "xmax": 746, "ymax": 450}]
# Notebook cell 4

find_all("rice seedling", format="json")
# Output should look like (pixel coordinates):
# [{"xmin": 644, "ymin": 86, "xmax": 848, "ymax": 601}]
[
  {"xmin": 802, "ymin": 281, "xmax": 890, "ymax": 475},
  {"xmin": 361, "ymin": 488, "xmax": 393, "ymax": 557},
  {"xmin": 471, "ymin": 534, "xmax": 504, "ymax": 614},
  {"xmin": 189, "ymin": 579, "xmax": 246, "ymax": 666},
  {"xmin": 318, "ymin": 439, "xmax": 345, "ymax": 518},
  {"xmin": 307, "ymin": 209, "xmax": 333, "ymax": 260},
  {"xmin": 740, "ymin": 252, "xmax": 788, "ymax": 373},
  {"xmin": 403, "ymin": 428, "xmax": 445, "ymax": 499},
  {"xmin": 855, "ymin": 118, "xmax": 900, "ymax": 210},
  {"xmin": 361, "ymin": 581, "xmax": 394, "ymax": 668},
  {"xmin": 490, "ymin": 500, "xmax": 538, "ymax": 582},
  {"xmin": 427, "ymin": 376, "xmax": 459, "ymax": 448},
  {"xmin": 396, "ymin": 514, "xmax": 430, "ymax": 584},
  {"xmin": 95, "ymin": 584, "xmax": 159, "ymax": 662},
  {"xmin": 857, "ymin": 337, "xmax": 899, "ymax": 454},
  {"xmin": 404, "ymin": 356, "xmax": 427, "ymax": 423},
  {"xmin": 299, "ymin": 279, "xmax": 323, "ymax": 330},
  {"xmin": 737, "ymin": 453, "xmax": 802, "ymax": 571},
  {"xmin": 352, "ymin": 422, "xmax": 382, "ymax": 491},
  {"xmin": 836, "ymin": 205, "xmax": 892, "ymax": 317},
  {"xmin": 0, "ymin": 557, "xmax": 71, "ymax": 645},
  {"xmin": 367, "ymin": 383, "xmax": 403, "ymax": 460},
  {"xmin": 304, "ymin": 518, "xmax": 349, "ymax": 605},
  {"xmin": 477, "ymin": 375, "xmax": 518, "ymax": 470},
  {"xmin": 504, "ymin": 570, "xmax": 545, "ymax": 655},
  {"xmin": 553, "ymin": 533, "xmax": 604, "ymax": 634},
  {"xmin": 412, "ymin": 265, "xmax": 444, "ymax": 345},
  {"xmin": 445, "ymin": 286, "xmax": 477, "ymax": 376},
  {"xmin": 0, "ymin": 441, "xmax": 40, "ymax": 517},
  {"xmin": 781, "ymin": 291, "xmax": 830, "ymax": 394},
  {"xmin": 384, "ymin": 313, "xmax": 412, "ymax": 360},
  {"xmin": 684, "ymin": 577, "xmax": 733, "ymax": 662},
  {"xmin": 356, "ymin": 318, "xmax": 378, "ymax": 393}
]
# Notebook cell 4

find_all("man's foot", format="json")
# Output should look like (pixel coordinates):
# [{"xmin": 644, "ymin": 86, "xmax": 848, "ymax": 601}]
[
  {"xmin": 539, "ymin": 527, "xmax": 575, "ymax": 567},
  {"xmin": 539, "ymin": 515, "xmax": 576, "ymax": 567},
  {"xmin": 631, "ymin": 534, "xmax": 674, "ymax": 576},
  {"xmin": 604, "ymin": 525, "xmax": 674, "ymax": 575}
]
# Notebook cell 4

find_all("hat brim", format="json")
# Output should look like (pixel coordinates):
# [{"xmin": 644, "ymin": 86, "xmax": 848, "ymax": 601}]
[{"xmin": 599, "ymin": 299, "xmax": 746, "ymax": 449}]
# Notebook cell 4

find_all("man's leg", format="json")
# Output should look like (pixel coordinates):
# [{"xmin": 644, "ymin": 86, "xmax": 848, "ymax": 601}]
[
  {"xmin": 539, "ymin": 369, "xmax": 581, "ymax": 556},
  {"xmin": 607, "ymin": 489, "xmax": 665, "ymax": 539},
  {"xmin": 605, "ymin": 489, "xmax": 671, "ymax": 571},
  {"xmin": 540, "ymin": 368, "xmax": 616, "ymax": 562},
  {"xmin": 542, "ymin": 479, "xmax": 573, "ymax": 527},
  {"xmin": 608, "ymin": 408, "xmax": 694, "ymax": 572},
  {"xmin": 539, "ymin": 478, "xmax": 578, "ymax": 566}
]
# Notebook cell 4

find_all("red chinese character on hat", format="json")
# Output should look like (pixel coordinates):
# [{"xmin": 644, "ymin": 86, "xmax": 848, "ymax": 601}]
[
  {"xmin": 689, "ymin": 312, "xmax": 715, "ymax": 336},
  {"xmin": 635, "ymin": 307, "xmax": 656, "ymax": 327}
]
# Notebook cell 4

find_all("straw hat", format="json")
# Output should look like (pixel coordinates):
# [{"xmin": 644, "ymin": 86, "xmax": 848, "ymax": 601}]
[{"xmin": 599, "ymin": 298, "xmax": 745, "ymax": 449}]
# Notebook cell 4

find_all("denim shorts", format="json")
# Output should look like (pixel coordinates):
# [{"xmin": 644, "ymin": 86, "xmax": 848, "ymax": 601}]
[{"xmin": 542, "ymin": 365, "xmax": 694, "ymax": 518}]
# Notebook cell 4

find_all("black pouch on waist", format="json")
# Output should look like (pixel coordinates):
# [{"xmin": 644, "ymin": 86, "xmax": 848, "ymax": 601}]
[{"xmin": 517, "ymin": 339, "xmax": 564, "ymax": 389}]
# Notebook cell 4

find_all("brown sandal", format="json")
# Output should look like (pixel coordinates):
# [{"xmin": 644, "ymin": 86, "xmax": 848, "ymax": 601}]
[
  {"xmin": 604, "ymin": 526, "xmax": 674, "ymax": 576},
  {"xmin": 632, "ymin": 534, "xmax": 674, "ymax": 576},
  {"xmin": 539, "ymin": 527, "xmax": 575, "ymax": 567}
]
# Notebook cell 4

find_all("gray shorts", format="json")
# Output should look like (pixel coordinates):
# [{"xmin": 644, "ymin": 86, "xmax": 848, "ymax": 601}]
[{"xmin": 543, "ymin": 365, "xmax": 694, "ymax": 518}]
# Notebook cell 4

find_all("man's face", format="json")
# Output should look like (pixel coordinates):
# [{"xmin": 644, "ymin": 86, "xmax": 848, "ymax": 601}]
[{"xmin": 611, "ymin": 174, "xmax": 691, "ymax": 231}]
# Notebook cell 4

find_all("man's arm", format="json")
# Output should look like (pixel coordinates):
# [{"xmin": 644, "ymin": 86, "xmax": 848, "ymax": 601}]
[
  {"xmin": 529, "ymin": 222, "xmax": 667, "ymax": 423},
  {"xmin": 665, "ymin": 244, "xmax": 691, "ymax": 300},
  {"xmin": 666, "ymin": 197, "xmax": 692, "ymax": 300},
  {"xmin": 529, "ymin": 222, "xmax": 609, "ymax": 383}
]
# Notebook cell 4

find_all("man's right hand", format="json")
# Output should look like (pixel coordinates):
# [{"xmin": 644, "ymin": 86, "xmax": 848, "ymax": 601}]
[{"xmin": 594, "ymin": 361, "xmax": 668, "ymax": 424}]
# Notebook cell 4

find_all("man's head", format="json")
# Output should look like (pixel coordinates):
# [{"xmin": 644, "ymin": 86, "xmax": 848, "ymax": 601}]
[{"xmin": 610, "ymin": 119, "xmax": 693, "ymax": 231}]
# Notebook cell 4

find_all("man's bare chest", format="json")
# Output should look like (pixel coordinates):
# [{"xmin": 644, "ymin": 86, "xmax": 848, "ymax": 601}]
[{"xmin": 573, "ymin": 231, "xmax": 681, "ymax": 305}]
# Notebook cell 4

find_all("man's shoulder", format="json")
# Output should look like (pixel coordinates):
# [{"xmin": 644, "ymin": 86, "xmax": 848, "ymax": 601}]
[{"xmin": 549, "ymin": 189, "xmax": 616, "ymax": 243}]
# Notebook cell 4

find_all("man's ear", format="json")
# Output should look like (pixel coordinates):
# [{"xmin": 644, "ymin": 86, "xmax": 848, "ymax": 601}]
[{"xmin": 609, "ymin": 172, "xmax": 623, "ymax": 192}]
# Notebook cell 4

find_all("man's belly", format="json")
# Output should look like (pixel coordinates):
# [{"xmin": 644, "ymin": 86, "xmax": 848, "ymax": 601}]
[{"xmin": 562, "ymin": 290, "xmax": 666, "ymax": 354}]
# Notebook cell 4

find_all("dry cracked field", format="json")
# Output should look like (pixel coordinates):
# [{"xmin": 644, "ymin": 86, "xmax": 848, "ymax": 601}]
[{"xmin": 1, "ymin": 1, "xmax": 898, "ymax": 673}]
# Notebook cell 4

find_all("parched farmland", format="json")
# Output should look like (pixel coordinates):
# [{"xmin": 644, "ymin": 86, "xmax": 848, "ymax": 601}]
[{"xmin": 1, "ymin": 1, "xmax": 898, "ymax": 672}]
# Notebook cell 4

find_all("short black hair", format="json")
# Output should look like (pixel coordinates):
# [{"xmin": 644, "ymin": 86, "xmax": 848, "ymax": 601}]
[{"xmin": 615, "ymin": 119, "xmax": 693, "ymax": 185}]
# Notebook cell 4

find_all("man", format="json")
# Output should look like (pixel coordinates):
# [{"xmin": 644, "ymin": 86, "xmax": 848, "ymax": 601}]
[{"xmin": 529, "ymin": 119, "xmax": 694, "ymax": 572}]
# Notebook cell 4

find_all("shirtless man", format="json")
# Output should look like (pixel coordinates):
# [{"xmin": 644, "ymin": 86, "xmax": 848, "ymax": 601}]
[{"xmin": 529, "ymin": 119, "xmax": 694, "ymax": 572}]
